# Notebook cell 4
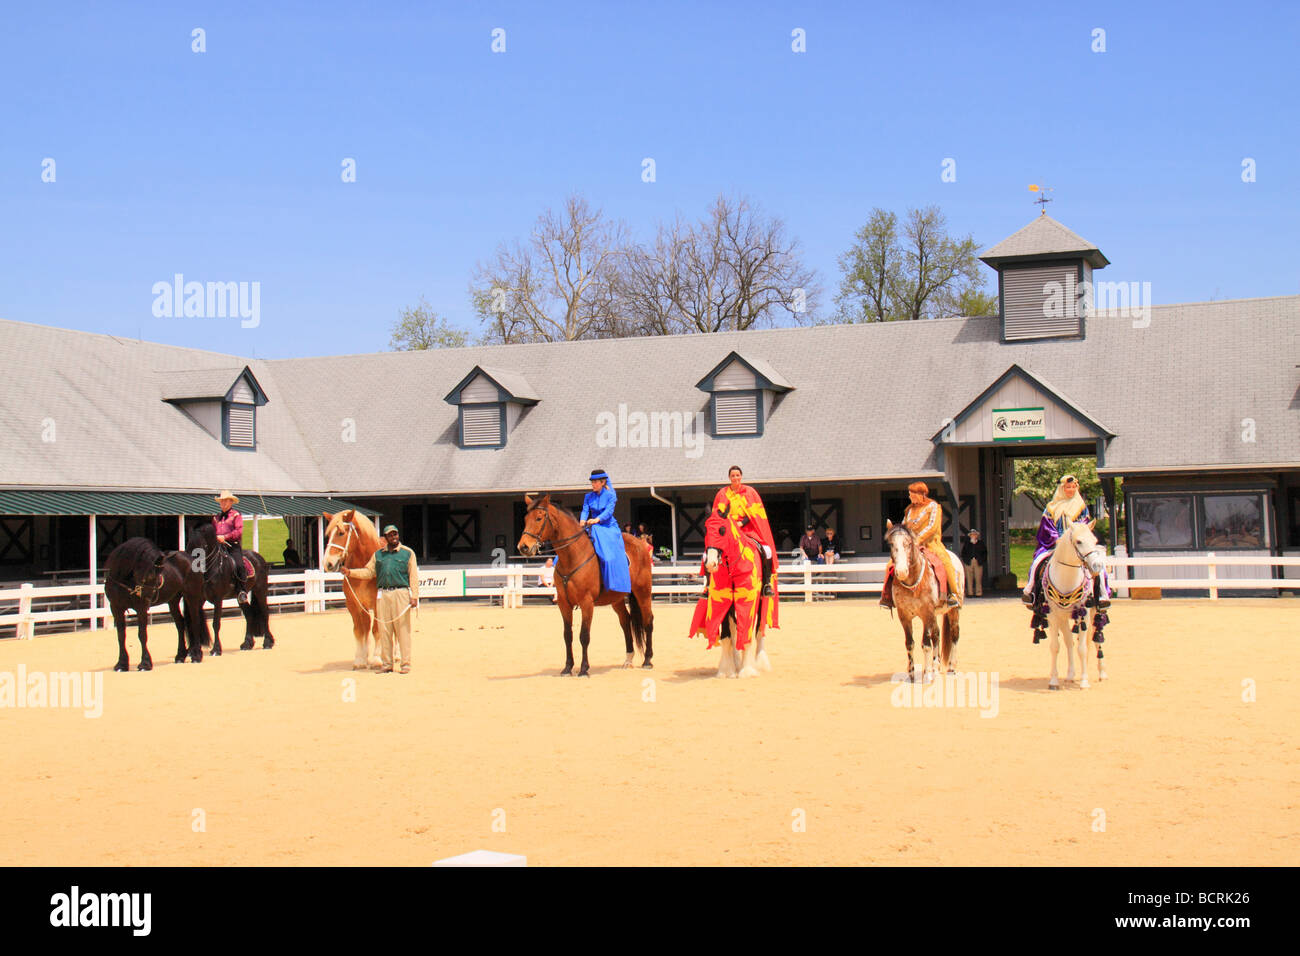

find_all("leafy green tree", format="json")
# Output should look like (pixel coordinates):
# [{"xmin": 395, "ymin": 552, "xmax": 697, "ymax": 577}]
[
  {"xmin": 1015, "ymin": 457, "xmax": 1098, "ymax": 510},
  {"xmin": 835, "ymin": 205, "xmax": 993, "ymax": 321},
  {"xmin": 389, "ymin": 296, "xmax": 469, "ymax": 350}
]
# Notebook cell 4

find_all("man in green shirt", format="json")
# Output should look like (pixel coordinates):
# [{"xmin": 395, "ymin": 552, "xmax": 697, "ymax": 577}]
[{"xmin": 344, "ymin": 524, "xmax": 420, "ymax": 673}]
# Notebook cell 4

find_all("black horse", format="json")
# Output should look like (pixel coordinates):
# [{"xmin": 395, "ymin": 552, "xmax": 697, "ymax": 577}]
[
  {"xmin": 187, "ymin": 521, "xmax": 275, "ymax": 654},
  {"xmin": 104, "ymin": 537, "xmax": 206, "ymax": 671}
]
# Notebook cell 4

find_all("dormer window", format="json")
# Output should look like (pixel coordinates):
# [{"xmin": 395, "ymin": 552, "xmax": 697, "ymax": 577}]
[
  {"xmin": 696, "ymin": 352, "xmax": 793, "ymax": 438},
  {"xmin": 160, "ymin": 366, "xmax": 268, "ymax": 451},
  {"xmin": 444, "ymin": 366, "xmax": 539, "ymax": 450}
]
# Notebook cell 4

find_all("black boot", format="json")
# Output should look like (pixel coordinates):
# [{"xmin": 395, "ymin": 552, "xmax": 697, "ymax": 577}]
[{"xmin": 760, "ymin": 551, "xmax": 774, "ymax": 597}]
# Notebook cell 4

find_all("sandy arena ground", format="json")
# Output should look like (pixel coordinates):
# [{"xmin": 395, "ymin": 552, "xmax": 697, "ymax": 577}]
[{"xmin": 1, "ymin": 596, "xmax": 1296, "ymax": 866}]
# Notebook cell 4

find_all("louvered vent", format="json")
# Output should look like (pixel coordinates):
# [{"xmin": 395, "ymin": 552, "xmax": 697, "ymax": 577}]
[
  {"xmin": 462, "ymin": 405, "xmax": 502, "ymax": 446},
  {"xmin": 230, "ymin": 377, "xmax": 256, "ymax": 403},
  {"xmin": 227, "ymin": 406, "xmax": 255, "ymax": 447},
  {"xmin": 715, "ymin": 393, "xmax": 759, "ymax": 435},
  {"xmin": 1002, "ymin": 263, "xmax": 1082, "ymax": 340}
]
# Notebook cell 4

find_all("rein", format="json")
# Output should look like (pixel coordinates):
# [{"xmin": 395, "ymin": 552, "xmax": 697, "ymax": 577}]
[
  {"xmin": 328, "ymin": 518, "xmax": 416, "ymax": 627},
  {"xmin": 888, "ymin": 532, "xmax": 930, "ymax": 593},
  {"xmin": 522, "ymin": 505, "xmax": 597, "ymax": 589}
]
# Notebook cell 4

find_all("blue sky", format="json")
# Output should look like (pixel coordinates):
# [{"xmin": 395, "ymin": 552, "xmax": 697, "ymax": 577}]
[{"xmin": 2, "ymin": 0, "xmax": 1297, "ymax": 357}]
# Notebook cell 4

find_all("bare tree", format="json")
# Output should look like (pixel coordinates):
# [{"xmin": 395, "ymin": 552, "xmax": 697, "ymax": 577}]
[
  {"xmin": 620, "ymin": 195, "xmax": 819, "ymax": 335},
  {"xmin": 471, "ymin": 194, "xmax": 629, "ymax": 343}
]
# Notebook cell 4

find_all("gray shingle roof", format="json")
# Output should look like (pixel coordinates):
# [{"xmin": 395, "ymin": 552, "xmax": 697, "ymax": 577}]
[
  {"xmin": 980, "ymin": 215, "xmax": 1110, "ymax": 268},
  {"xmin": 1, "ymin": 295, "xmax": 1296, "ymax": 497},
  {"xmin": 157, "ymin": 366, "xmax": 253, "ymax": 402}
]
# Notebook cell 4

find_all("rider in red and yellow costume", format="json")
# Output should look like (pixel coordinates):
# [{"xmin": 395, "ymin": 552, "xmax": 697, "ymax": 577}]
[{"xmin": 713, "ymin": 465, "xmax": 778, "ymax": 586}]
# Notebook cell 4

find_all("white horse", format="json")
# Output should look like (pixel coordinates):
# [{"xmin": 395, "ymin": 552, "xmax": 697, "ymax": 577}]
[{"xmin": 1038, "ymin": 520, "xmax": 1109, "ymax": 690}]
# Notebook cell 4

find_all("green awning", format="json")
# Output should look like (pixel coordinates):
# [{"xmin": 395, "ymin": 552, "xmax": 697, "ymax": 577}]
[{"xmin": 0, "ymin": 490, "xmax": 377, "ymax": 518}]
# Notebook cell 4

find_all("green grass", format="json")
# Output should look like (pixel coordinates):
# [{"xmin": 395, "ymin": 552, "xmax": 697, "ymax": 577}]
[
  {"xmin": 248, "ymin": 517, "xmax": 291, "ymax": 565},
  {"xmin": 1009, "ymin": 543, "xmax": 1033, "ymax": 588}
]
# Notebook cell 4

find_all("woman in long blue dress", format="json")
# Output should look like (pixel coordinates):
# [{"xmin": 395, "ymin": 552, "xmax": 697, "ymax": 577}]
[{"xmin": 580, "ymin": 469, "xmax": 632, "ymax": 593}]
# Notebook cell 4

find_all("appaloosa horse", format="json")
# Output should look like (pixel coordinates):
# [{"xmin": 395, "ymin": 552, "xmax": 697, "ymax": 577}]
[
  {"xmin": 187, "ymin": 521, "xmax": 274, "ymax": 654},
  {"xmin": 883, "ymin": 520, "xmax": 963, "ymax": 683},
  {"xmin": 689, "ymin": 504, "xmax": 774, "ymax": 678},
  {"xmin": 321, "ymin": 510, "xmax": 384, "ymax": 670},
  {"xmin": 1032, "ymin": 519, "xmax": 1109, "ymax": 690},
  {"xmin": 104, "ymin": 537, "xmax": 206, "ymax": 671},
  {"xmin": 517, "ymin": 493, "xmax": 654, "ymax": 676}
]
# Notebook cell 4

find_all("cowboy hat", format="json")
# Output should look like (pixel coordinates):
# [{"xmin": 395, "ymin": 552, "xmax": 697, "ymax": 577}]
[{"xmin": 214, "ymin": 490, "xmax": 239, "ymax": 504}]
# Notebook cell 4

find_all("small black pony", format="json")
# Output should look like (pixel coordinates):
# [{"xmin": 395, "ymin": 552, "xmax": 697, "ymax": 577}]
[
  {"xmin": 104, "ymin": 537, "xmax": 206, "ymax": 671},
  {"xmin": 187, "ymin": 521, "xmax": 274, "ymax": 654}
]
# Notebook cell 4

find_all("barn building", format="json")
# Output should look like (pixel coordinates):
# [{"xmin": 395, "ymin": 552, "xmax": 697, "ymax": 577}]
[{"xmin": 1, "ymin": 215, "xmax": 1297, "ymax": 595}]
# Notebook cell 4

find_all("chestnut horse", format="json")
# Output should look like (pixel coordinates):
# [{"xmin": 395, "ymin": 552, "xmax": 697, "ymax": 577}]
[
  {"xmin": 322, "ymin": 510, "xmax": 384, "ymax": 670},
  {"xmin": 691, "ymin": 505, "xmax": 773, "ymax": 678},
  {"xmin": 516, "ymin": 493, "xmax": 654, "ymax": 676},
  {"xmin": 883, "ymin": 520, "xmax": 963, "ymax": 683}
]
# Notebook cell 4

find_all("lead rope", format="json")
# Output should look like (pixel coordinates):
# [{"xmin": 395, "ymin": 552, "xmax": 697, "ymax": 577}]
[{"xmin": 326, "ymin": 519, "xmax": 419, "ymax": 627}]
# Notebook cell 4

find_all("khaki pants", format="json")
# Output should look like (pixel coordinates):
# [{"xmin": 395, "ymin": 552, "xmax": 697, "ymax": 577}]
[
  {"xmin": 376, "ymin": 588, "xmax": 413, "ymax": 670},
  {"xmin": 964, "ymin": 559, "xmax": 983, "ymax": 597}
]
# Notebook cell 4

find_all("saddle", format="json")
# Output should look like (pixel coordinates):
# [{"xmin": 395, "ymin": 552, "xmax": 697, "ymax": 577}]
[{"xmin": 926, "ymin": 551, "xmax": 948, "ymax": 601}]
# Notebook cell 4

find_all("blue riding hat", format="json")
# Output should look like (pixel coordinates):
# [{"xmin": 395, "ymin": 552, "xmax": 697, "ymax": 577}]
[{"xmin": 589, "ymin": 469, "xmax": 610, "ymax": 481}]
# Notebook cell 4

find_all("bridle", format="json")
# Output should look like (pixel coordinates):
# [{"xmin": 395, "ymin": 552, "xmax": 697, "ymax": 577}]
[
  {"xmin": 1044, "ymin": 526, "xmax": 1103, "ymax": 607},
  {"xmin": 520, "ymin": 503, "xmax": 597, "ymax": 587},
  {"xmin": 325, "ymin": 519, "xmax": 357, "ymax": 568},
  {"xmin": 887, "ymin": 528, "xmax": 928, "ymax": 593}
]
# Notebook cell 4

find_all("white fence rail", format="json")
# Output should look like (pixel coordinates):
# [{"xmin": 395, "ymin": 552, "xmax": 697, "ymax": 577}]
[{"xmin": 2, "ymin": 555, "xmax": 1298, "ymax": 639}]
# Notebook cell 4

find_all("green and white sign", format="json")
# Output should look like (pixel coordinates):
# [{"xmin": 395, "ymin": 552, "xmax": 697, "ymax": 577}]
[
  {"xmin": 417, "ymin": 569, "xmax": 466, "ymax": 598},
  {"xmin": 992, "ymin": 406, "xmax": 1046, "ymax": 441}
]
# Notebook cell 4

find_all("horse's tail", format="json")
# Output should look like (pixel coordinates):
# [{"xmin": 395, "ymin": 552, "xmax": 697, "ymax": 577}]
[
  {"xmin": 627, "ymin": 591, "xmax": 646, "ymax": 654},
  {"xmin": 243, "ymin": 560, "xmax": 269, "ymax": 638}
]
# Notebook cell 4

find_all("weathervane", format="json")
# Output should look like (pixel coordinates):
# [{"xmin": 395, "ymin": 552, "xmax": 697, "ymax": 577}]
[{"xmin": 1028, "ymin": 183, "xmax": 1054, "ymax": 214}]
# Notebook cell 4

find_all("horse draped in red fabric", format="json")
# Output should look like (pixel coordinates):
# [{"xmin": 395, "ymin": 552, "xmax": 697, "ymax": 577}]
[{"xmin": 689, "ymin": 504, "xmax": 775, "ymax": 678}]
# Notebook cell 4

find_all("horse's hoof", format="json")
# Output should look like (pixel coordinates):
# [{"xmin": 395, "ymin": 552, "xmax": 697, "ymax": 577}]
[
  {"xmin": 621, "ymin": 661, "xmax": 633, "ymax": 670},
  {"xmin": 352, "ymin": 664, "xmax": 366, "ymax": 671},
  {"xmin": 240, "ymin": 640, "xmax": 254, "ymax": 651},
  {"xmin": 174, "ymin": 655, "xmax": 186, "ymax": 664},
  {"xmin": 113, "ymin": 662, "xmax": 128, "ymax": 672},
  {"xmin": 560, "ymin": 667, "xmax": 573, "ymax": 676},
  {"xmin": 211, "ymin": 648, "xmax": 222, "ymax": 657},
  {"xmin": 263, "ymin": 639, "xmax": 274, "ymax": 649},
  {"xmin": 190, "ymin": 653, "xmax": 202, "ymax": 663},
  {"xmin": 1048, "ymin": 684, "xmax": 1060, "ymax": 691},
  {"xmin": 1080, "ymin": 680, "xmax": 1091, "ymax": 690},
  {"xmin": 641, "ymin": 661, "xmax": 654, "ymax": 669},
  {"xmin": 138, "ymin": 661, "xmax": 152, "ymax": 672}
]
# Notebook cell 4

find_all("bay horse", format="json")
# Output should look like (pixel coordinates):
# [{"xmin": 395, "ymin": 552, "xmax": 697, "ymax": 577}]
[
  {"xmin": 690, "ymin": 505, "xmax": 773, "ymax": 678},
  {"xmin": 516, "ymin": 493, "xmax": 654, "ymax": 676},
  {"xmin": 187, "ymin": 521, "xmax": 274, "ymax": 655},
  {"xmin": 1033, "ymin": 519, "xmax": 1109, "ymax": 690},
  {"xmin": 883, "ymin": 521, "xmax": 963, "ymax": 683},
  {"xmin": 104, "ymin": 537, "xmax": 206, "ymax": 671},
  {"xmin": 322, "ymin": 510, "xmax": 384, "ymax": 670}
]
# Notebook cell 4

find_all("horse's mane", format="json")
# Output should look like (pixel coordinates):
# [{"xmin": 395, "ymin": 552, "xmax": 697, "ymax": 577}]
[
  {"xmin": 107, "ymin": 537, "xmax": 162, "ymax": 580},
  {"xmin": 533, "ymin": 495, "xmax": 577, "ymax": 522}
]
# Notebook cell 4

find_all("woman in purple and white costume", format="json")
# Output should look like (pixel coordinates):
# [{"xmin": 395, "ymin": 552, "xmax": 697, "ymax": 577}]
[{"xmin": 1021, "ymin": 474, "xmax": 1111, "ymax": 611}]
